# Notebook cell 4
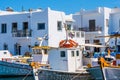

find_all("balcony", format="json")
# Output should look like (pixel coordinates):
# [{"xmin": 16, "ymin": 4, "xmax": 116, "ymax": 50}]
[
  {"xmin": 12, "ymin": 29, "xmax": 32, "ymax": 37},
  {"xmin": 79, "ymin": 26, "xmax": 102, "ymax": 32}
]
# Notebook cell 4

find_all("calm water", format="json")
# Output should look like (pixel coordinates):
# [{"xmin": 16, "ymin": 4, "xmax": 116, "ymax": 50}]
[{"xmin": 0, "ymin": 76, "xmax": 34, "ymax": 80}]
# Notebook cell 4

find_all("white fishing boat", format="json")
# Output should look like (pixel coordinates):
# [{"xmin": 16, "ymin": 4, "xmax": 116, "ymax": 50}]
[
  {"xmin": 32, "ymin": 43, "xmax": 92, "ymax": 80},
  {"xmin": 0, "ymin": 50, "xmax": 33, "ymax": 77},
  {"xmin": 30, "ymin": 32, "xmax": 93, "ymax": 80}
]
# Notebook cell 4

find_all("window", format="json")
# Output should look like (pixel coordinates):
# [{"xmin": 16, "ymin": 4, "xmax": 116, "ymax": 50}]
[
  {"xmin": 81, "ymin": 32, "xmax": 84, "ymax": 37},
  {"xmin": 85, "ymin": 40, "xmax": 89, "ymax": 43},
  {"xmin": 71, "ymin": 51, "xmax": 74, "ymax": 57},
  {"xmin": 3, "ymin": 43, "xmax": 8, "ymax": 50},
  {"xmin": 76, "ymin": 32, "xmax": 80, "ymax": 37},
  {"xmin": 33, "ymin": 49, "xmax": 42, "ymax": 54},
  {"xmin": 76, "ymin": 51, "xmax": 79, "ymax": 56},
  {"xmin": 38, "ymin": 23, "xmax": 45, "ymax": 30},
  {"xmin": 12, "ymin": 23, "xmax": 17, "ymax": 32},
  {"xmin": 106, "ymin": 19, "xmax": 109, "ymax": 27},
  {"xmin": 60, "ymin": 51, "xmax": 65, "ymax": 57},
  {"xmin": 68, "ymin": 32, "xmax": 75, "ymax": 38},
  {"xmin": 23, "ymin": 22, "xmax": 28, "ymax": 30},
  {"xmin": 57, "ymin": 21, "xmax": 62, "ymax": 30},
  {"xmin": 85, "ymin": 47, "xmax": 90, "ymax": 50},
  {"xmin": 89, "ymin": 20, "xmax": 96, "ymax": 31},
  {"xmin": 4, "ymin": 52, "xmax": 7, "ymax": 54},
  {"xmin": 44, "ymin": 49, "xmax": 48, "ymax": 55},
  {"xmin": 67, "ymin": 24, "xmax": 71, "ymax": 30},
  {"xmin": 1, "ymin": 23, "xmax": 7, "ymax": 33},
  {"xmin": 94, "ymin": 40, "xmax": 100, "ymax": 44}
]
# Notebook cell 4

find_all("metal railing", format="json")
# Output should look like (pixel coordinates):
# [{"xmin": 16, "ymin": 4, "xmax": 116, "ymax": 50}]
[
  {"xmin": 12, "ymin": 29, "xmax": 32, "ymax": 37},
  {"xmin": 79, "ymin": 26, "xmax": 102, "ymax": 32}
]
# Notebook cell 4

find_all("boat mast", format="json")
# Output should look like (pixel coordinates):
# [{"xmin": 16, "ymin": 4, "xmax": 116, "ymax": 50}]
[
  {"xmin": 37, "ymin": 34, "xmax": 47, "ymax": 46},
  {"xmin": 64, "ymin": 23, "xmax": 68, "ymax": 41}
]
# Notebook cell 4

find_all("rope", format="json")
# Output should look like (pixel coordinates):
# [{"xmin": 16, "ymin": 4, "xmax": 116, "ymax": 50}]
[
  {"xmin": 22, "ymin": 70, "xmax": 32, "ymax": 80},
  {"xmin": 71, "ymin": 70, "xmax": 87, "ymax": 80}
]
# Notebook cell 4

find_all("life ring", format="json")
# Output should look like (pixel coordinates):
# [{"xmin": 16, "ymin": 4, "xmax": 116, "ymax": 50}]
[
  {"xmin": 69, "ymin": 39, "xmax": 78, "ymax": 47},
  {"xmin": 59, "ymin": 39, "xmax": 78, "ymax": 48}
]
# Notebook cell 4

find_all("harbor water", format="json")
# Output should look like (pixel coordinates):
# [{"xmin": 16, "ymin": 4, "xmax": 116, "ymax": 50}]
[{"xmin": 0, "ymin": 76, "xmax": 34, "ymax": 80}]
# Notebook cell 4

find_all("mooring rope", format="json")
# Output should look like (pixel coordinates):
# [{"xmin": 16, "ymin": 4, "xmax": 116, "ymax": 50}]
[
  {"xmin": 22, "ymin": 70, "xmax": 32, "ymax": 80},
  {"xmin": 71, "ymin": 70, "xmax": 87, "ymax": 80}
]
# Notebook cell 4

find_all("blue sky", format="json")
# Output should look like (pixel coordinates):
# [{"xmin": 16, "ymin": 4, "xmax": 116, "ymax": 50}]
[{"xmin": 0, "ymin": 0, "xmax": 120, "ymax": 14}]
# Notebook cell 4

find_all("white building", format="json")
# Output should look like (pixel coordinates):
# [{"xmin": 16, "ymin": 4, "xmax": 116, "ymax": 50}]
[
  {"xmin": 0, "ymin": 7, "xmax": 85, "ymax": 55},
  {"xmin": 73, "ymin": 7, "xmax": 112, "ymax": 52},
  {"xmin": 108, "ymin": 7, "xmax": 120, "ymax": 51}
]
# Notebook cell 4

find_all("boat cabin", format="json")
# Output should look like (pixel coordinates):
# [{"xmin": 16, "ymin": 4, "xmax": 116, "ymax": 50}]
[
  {"xmin": 48, "ymin": 47, "xmax": 83, "ymax": 72},
  {"xmin": 32, "ymin": 46, "xmax": 50, "ymax": 64},
  {"xmin": 0, "ymin": 50, "xmax": 12, "ymax": 60}
]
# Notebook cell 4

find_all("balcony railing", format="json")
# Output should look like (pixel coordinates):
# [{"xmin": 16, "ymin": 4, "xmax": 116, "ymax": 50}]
[
  {"xmin": 79, "ymin": 26, "xmax": 102, "ymax": 32},
  {"xmin": 12, "ymin": 30, "xmax": 32, "ymax": 37}
]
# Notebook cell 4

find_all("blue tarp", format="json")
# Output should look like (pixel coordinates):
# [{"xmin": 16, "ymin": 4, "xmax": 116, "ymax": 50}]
[{"xmin": 93, "ymin": 52, "xmax": 118, "ymax": 58}]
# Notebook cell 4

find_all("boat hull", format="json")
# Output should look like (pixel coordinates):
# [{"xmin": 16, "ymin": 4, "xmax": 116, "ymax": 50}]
[
  {"xmin": 34, "ymin": 69, "xmax": 92, "ymax": 80},
  {"xmin": 87, "ymin": 66, "xmax": 103, "ymax": 80},
  {"xmin": 88, "ymin": 66, "xmax": 120, "ymax": 80},
  {"xmin": 0, "ymin": 61, "xmax": 33, "ymax": 77},
  {"xmin": 103, "ymin": 67, "xmax": 120, "ymax": 80}
]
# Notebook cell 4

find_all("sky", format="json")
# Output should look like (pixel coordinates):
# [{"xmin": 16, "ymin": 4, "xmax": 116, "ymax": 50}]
[{"xmin": 0, "ymin": 0, "xmax": 120, "ymax": 14}]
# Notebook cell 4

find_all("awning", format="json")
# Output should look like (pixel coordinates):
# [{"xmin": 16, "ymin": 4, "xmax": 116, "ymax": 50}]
[
  {"xmin": 80, "ymin": 44, "xmax": 107, "ymax": 48},
  {"xmin": 32, "ymin": 46, "xmax": 50, "ymax": 49}
]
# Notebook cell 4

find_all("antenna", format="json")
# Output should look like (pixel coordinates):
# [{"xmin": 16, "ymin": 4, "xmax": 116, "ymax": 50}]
[
  {"xmin": 22, "ymin": 6, "xmax": 25, "ymax": 12},
  {"xmin": 60, "ymin": 12, "xmax": 68, "ymax": 40}
]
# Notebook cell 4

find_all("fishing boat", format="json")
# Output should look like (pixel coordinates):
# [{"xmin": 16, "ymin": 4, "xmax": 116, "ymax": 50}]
[
  {"xmin": 87, "ymin": 33, "xmax": 120, "ymax": 80},
  {"xmin": 99, "ymin": 54, "xmax": 120, "ymax": 80},
  {"xmin": 88, "ymin": 53, "xmax": 120, "ymax": 80},
  {"xmin": 30, "ymin": 31, "xmax": 94, "ymax": 80},
  {"xmin": 31, "ymin": 39, "xmax": 92, "ymax": 80},
  {"xmin": 0, "ymin": 50, "xmax": 33, "ymax": 77}
]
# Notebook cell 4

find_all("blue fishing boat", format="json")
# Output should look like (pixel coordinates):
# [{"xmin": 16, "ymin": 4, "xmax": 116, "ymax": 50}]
[
  {"xmin": 0, "ymin": 50, "xmax": 33, "ymax": 77},
  {"xmin": 0, "ymin": 61, "xmax": 33, "ymax": 77}
]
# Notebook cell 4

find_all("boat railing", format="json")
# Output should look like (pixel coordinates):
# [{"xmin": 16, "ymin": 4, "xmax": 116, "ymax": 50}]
[{"xmin": 1, "ymin": 57, "xmax": 32, "ymax": 64}]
